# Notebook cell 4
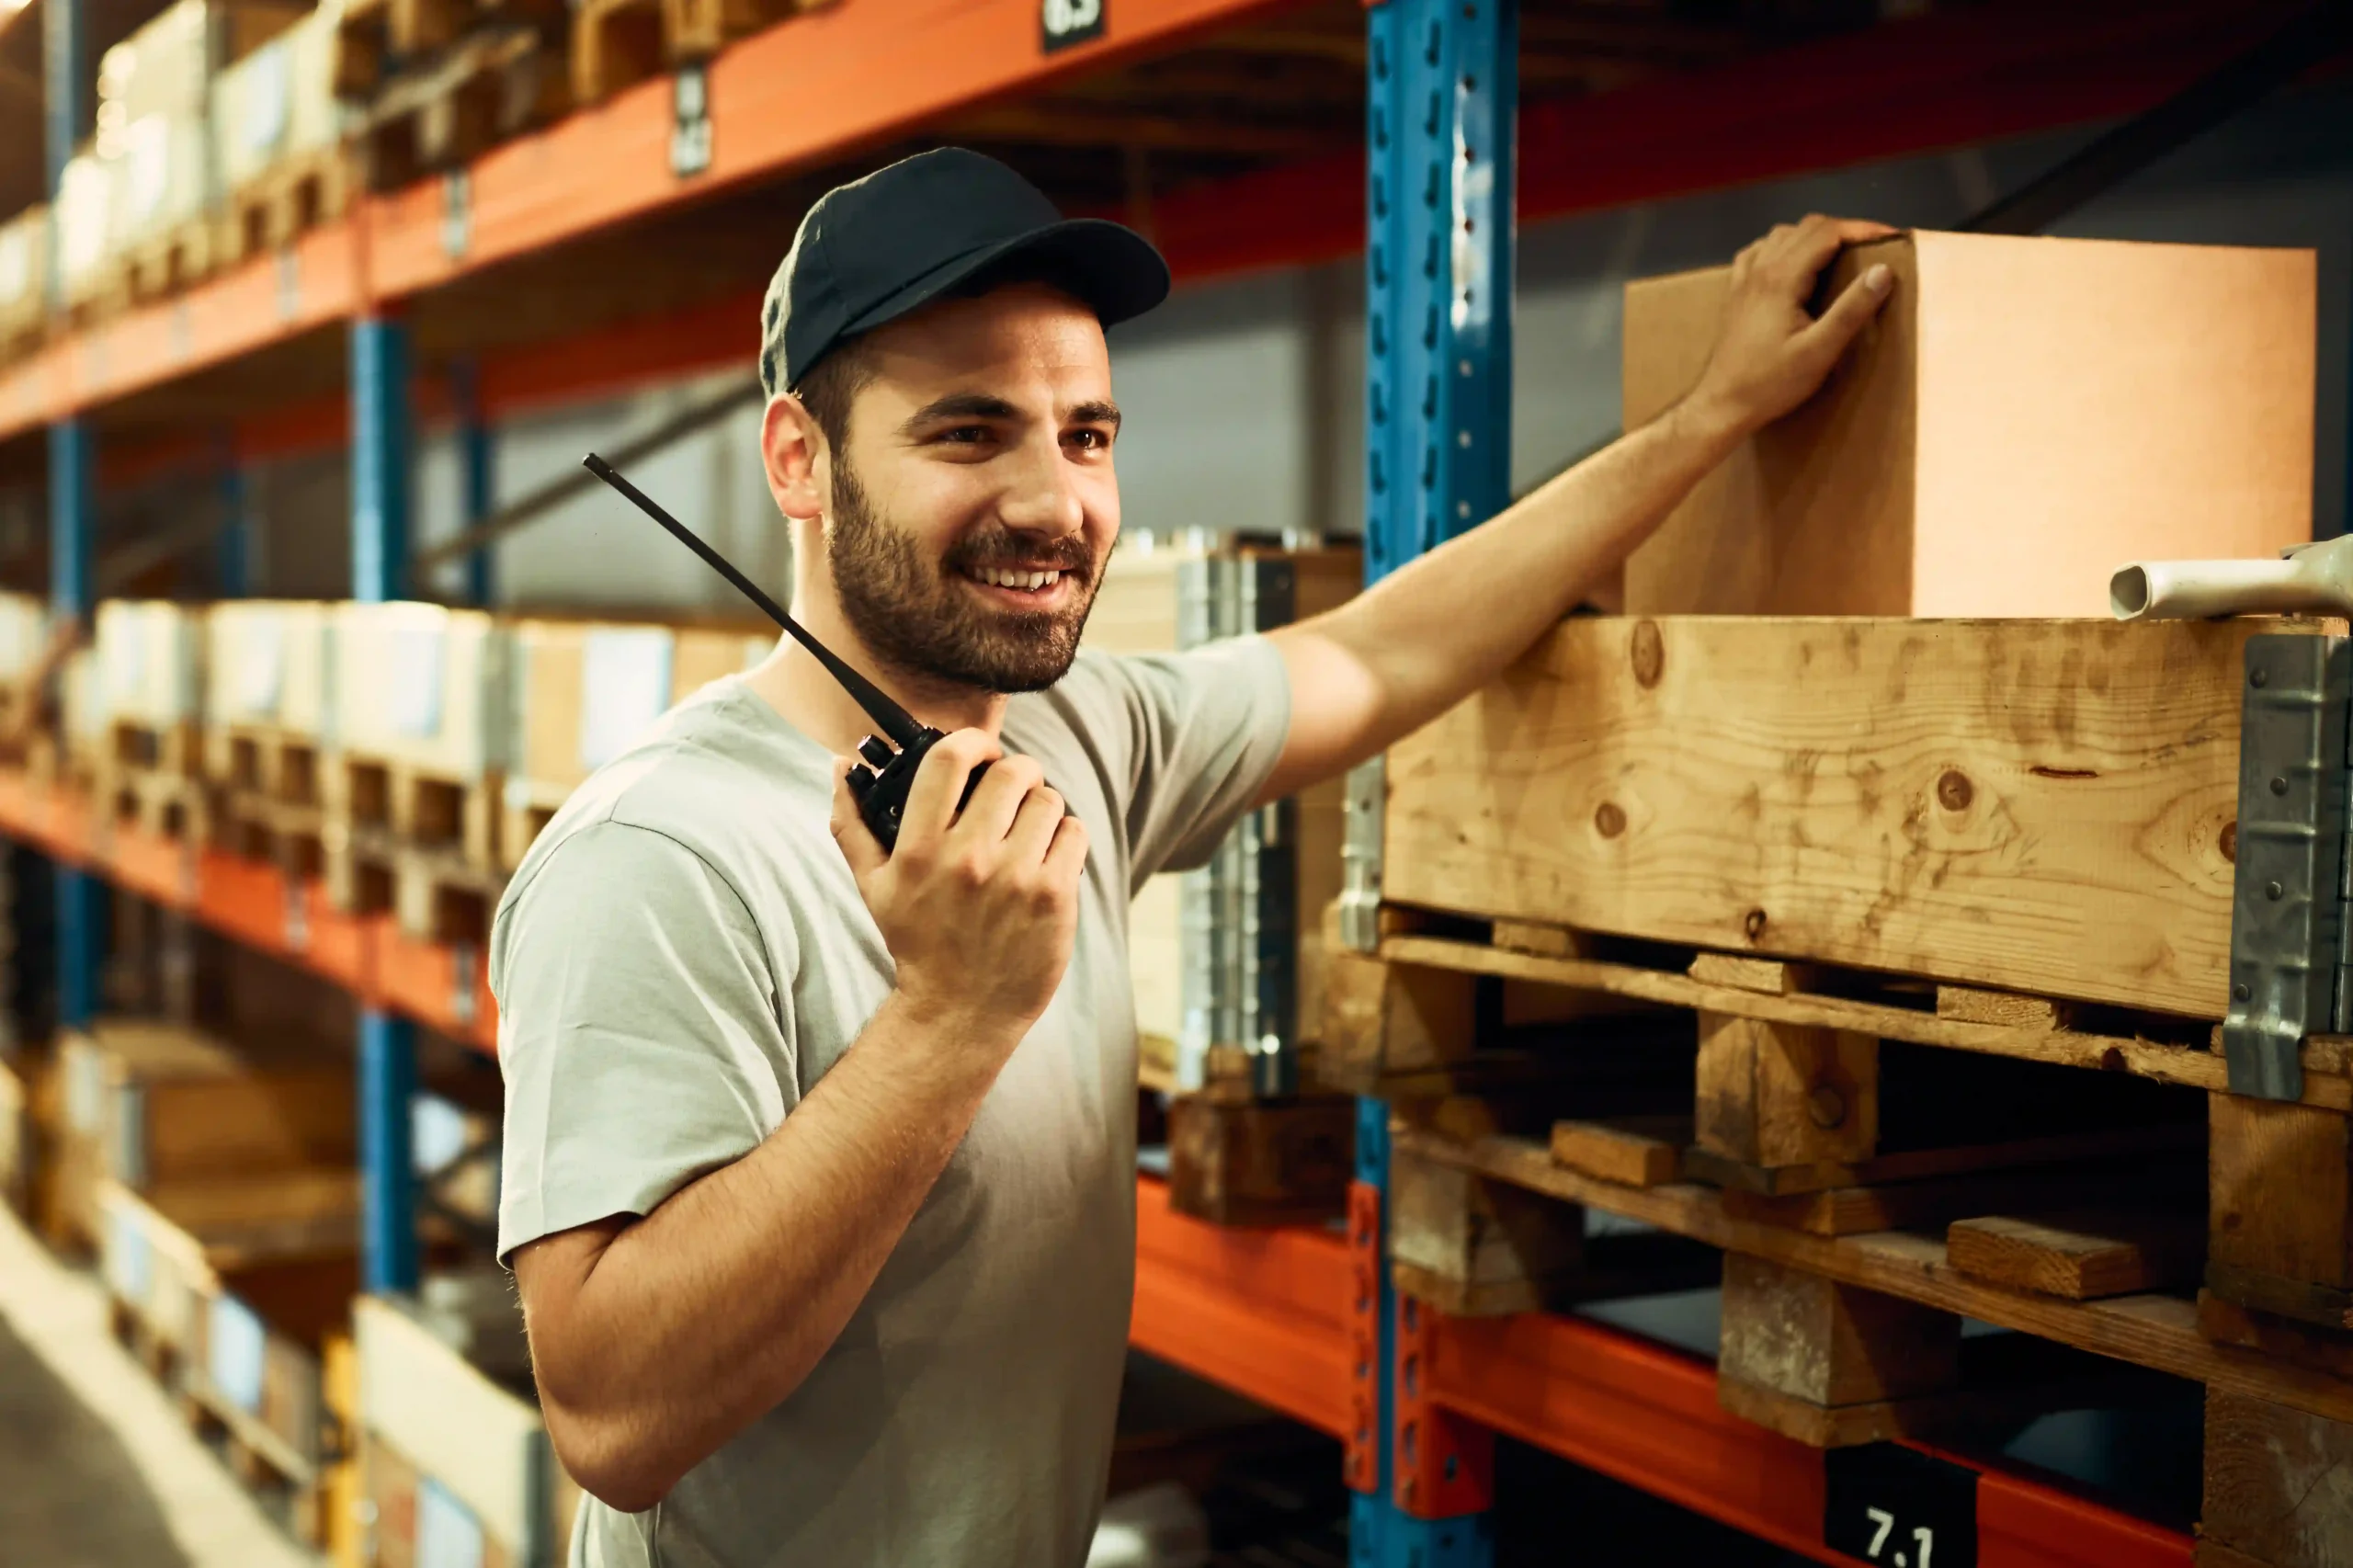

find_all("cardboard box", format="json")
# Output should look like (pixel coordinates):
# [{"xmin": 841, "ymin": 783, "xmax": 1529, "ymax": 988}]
[
  {"xmin": 0, "ymin": 208, "xmax": 48, "ymax": 353},
  {"xmin": 210, "ymin": 6, "xmax": 343, "ymax": 192},
  {"xmin": 332, "ymin": 602, "xmax": 508, "ymax": 778},
  {"xmin": 1620, "ymin": 231, "xmax": 2316, "ymax": 617},
  {"xmin": 110, "ymin": 112, "xmax": 217, "ymax": 250},
  {"xmin": 506, "ymin": 617, "xmax": 767, "ymax": 802},
  {"xmin": 97, "ymin": 0, "xmax": 307, "ymax": 128},
  {"xmin": 206, "ymin": 599, "xmax": 333, "ymax": 735},
  {"xmin": 53, "ymin": 154, "xmax": 117, "ymax": 303},
  {"xmin": 96, "ymin": 599, "xmax": 205, "ymax": 733}
]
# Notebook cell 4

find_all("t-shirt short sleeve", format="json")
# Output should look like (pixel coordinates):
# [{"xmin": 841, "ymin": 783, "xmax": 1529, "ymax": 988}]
[
  {"xmin": 491, "ymin": 818, "xmax": 794, "ymax": 1266},
  {"xmin": 1097, "ymin": 633, "xmax": 1293, "ymax": 888}
]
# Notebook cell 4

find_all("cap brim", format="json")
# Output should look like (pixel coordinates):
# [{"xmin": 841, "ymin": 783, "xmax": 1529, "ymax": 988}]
[{"xmin": 831, "ymin": 218, "xmax": 1171, "ymax": 354}]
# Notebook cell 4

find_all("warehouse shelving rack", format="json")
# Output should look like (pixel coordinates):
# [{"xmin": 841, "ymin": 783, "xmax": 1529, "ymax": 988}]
[{"xmin": 6, "ymin": 0, "xmax": 2317, "ymax": 1561}]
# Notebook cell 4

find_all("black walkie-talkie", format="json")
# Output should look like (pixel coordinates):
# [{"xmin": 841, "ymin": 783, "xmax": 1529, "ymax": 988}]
[{"xmin": 581, "ymin": 453, "xmax": 983, "ymax": 850}]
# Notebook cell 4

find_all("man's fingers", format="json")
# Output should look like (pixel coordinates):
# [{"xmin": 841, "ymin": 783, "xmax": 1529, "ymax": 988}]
[
  {"xmin": 1042, "ymin": 812, "xmax": 1090, "ymax": 885},
  {"xmin": 950, "ymin": 754, "xmax": 1045, "ymax": 847},
  {"xmin": 1763, "ymin": 216, "xmax": 1896, "ymax": 292},
  {"xmin": 829, "ymin": 763, "xmax": 888, "ymax": 879},
  {"xmin": 1795, "ymin": 264, "xmax": 1895, "ymax": 362},
  {"xmin": 900, "ymin": 729, "xmax": 1003, "ymax": 846},
  {"xmin": 1004, "ymin": 784, "xmax": 1066, "ymax": 866}
]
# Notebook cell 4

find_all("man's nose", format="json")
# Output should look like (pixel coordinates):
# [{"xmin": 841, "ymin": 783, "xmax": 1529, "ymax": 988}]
[{"xmin": 995, "ymin": 434, "xmax": 1084, "ymax": 539}]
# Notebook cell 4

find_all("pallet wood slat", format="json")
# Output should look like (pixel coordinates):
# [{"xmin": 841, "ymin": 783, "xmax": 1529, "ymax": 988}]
[
  {"xmin": 1947, "ymin": 1211, "xmax": 2204, "ymax": 1300},
  {"xmin": 1392, "ymin": 1125, "xmax": 2353, "ymax": 1429},
  {"xmin": 1384, "ymin": 616, "xmax": 2336, "ymax": 1020}
]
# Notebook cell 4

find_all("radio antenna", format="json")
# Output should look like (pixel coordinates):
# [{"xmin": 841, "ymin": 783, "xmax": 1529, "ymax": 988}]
[{"xmin": 581, "ymin": 452, "xmax": 924, "ymax": 747}]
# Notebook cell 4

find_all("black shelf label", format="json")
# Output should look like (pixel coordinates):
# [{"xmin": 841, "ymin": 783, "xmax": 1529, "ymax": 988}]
[
  {"xmin": 1040, "ymin": 0, "xmax": 1105, "ymax": 53},
  {"xmin": 1824, "ymin": 1445, "xmax": 1978, "ymax": 1568}
]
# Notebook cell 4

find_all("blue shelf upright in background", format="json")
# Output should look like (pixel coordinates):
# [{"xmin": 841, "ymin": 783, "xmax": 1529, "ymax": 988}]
[
  {"xmin": 353, "ymin": 313, "xmax": 421, "ymax": 1294},
  {"xmin": 1353, "ymin": 0, "xmax": 1515, "ymax": 1558},
  {"xmin": 45, "ymin": 0, "xmax": 101, "ymax": 1037},
  {"xmin": 454, "ymin": 358, "xmax": 495, "ymax": 607}
]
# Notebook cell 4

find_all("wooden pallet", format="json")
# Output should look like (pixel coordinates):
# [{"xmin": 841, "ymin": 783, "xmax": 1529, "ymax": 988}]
[
  {"xmin": 357, "ymin": 23, "xmax": 571, "ymax": 191},
  {"xmin": 121, "ymin": 218, "xmax": 227, "ymax": 305},
  {"xmin": 328, "ymin": 754, "xmax": 502, "ymax": 872},
  {"xmin": 571, "ymin": 0, "xmax": 824, "ymax": 106},
  {"xmin": 327, "ymin": 835, "xmax": 506, "ymax": 945},
  {"xmin": 214, "ymin": 795, "xmax": 329, "ymax": 882},
  {"xmin": 101, "ymin": 767, "xmax": 210, "ymax": 844},
  {"xmin": 1397, "ymin": 1119, "xmax": 2353, "ymax": 1565},
  {"xmin": 108, "ymin": 718, "xmax": 202, "ymax": 779},
  {"xmin": 335, "ymin": 0, "xmax": 565, "ymax": 97},
  {"xmin": 208, "ymin": 724, "xmax": 324, "ymax": 809},
  {"xmin": 496, "ymin": 780, "xmax": 564, "ymax": 874},
  {"xmin": 219, "ymin": 149, "xmax": 354, "ymax": 263}
]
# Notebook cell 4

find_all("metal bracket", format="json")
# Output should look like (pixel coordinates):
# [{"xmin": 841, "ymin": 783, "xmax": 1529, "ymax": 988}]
[
  {"xmin": 439, "ymin": 170, "xmax": 471, "ymax": 261},
  {"xmin": 1345, "ymin": 1179, "xmax": 1382, "ymax": 1494},
  {"xmin": 1393, "ymin": 1293, "xmax": 1495, "ymax": 1517},
  {"xmin": 1340, "ymin": 756, "xmax": 1385, "ymax": 953},
  {"xmin": 2222, "ymin": 632, "xmax": 2350, "ymax": 1100},
  {"xmin": 670, "ymin": 64, "xmax": 712, "ymax": 178}
]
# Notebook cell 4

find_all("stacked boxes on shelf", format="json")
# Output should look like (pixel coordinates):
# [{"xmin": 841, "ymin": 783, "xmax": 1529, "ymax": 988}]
[
  {"xmin": 1345, "ymin": 230, "xmax": 2350, "ymax": 1557},
  {"xmin": 0, "ymin": 209, "xmax": 48, "ymax": 366},
  {"xmin": 501, "ymin": 615, "xmax": 769, "ymax": 868},
  {"xmin": 335, "ymin": 0, "xmax": 573, "ymax": 192},
  {"xmin": 210, "ymin": 3, "xmax": 353, "ymax": 260},
  {"xmin": 355, "ymin": 1290, "xmax": 584, "ymax": 1568},
  {"xmin": 206, "ymin": 600, "xmax": 336, "ymax": 878},
  {"xmin": 94, "ymin": 600, "xmax": 210, "ymax": 844}
]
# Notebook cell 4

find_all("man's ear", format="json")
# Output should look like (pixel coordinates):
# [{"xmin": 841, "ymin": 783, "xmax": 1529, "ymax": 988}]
[{"xmin": 762, "ymin": 394, "xmax": 826, "ymax": 522}]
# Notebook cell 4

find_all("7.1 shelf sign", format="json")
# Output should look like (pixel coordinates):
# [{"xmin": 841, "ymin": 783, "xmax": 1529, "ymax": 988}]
[
  {"xmin": 1824, "ymin": 1445, "xmax": 1977, "ymax": 1568},
  {"xmin": 1040, "ymin": 0, "xmax": 1104, "ymax": 51}
]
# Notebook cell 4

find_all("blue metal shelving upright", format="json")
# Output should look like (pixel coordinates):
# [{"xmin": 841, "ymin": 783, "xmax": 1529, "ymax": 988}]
[
  {"xmin": 454, "ymin": 358, "xmax": 495, "ymax": 606},
  {"xmin": 1352, "ymin": 0, "xmax": 1516, "ymax": 1559},
  {"xmin": 44, "ymin": 0, "xmax": 101, "ymax": 1036},
  {"xmin": 353, "ymin": 314, "xmax": 422, "ymax": 1294}
]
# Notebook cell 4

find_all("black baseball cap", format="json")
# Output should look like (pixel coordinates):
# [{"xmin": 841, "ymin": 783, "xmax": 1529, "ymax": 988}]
[{"xmin": 758, "ymin": 148, "xmax": 1172, "ymax": 398}]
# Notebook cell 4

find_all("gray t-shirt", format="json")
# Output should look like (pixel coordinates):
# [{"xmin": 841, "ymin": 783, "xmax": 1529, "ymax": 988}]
[{"xmin": 491, "ymin": 637, "xmax": 1292, "ymax": 1568}]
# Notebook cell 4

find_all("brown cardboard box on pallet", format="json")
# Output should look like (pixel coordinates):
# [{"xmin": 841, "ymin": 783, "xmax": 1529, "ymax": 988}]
[{"xmin": 1620, "ymin": 231, "xmax": 2316, "ymax": 616}]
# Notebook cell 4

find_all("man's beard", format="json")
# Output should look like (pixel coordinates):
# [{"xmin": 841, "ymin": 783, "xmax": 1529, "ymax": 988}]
[{"xmin": 825, "ymin": 455, "xmax": 1099, "ymax": 694}]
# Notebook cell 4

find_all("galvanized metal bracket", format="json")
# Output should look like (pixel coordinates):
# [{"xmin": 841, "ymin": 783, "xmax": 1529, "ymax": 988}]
[
  {"xmin": 2222, "ymin": 632, "xmax": 2350, "ymax": 1100},
  {"xmin": 1340, "ymin": 756, "xmax": 1385, "ymax": 954}
]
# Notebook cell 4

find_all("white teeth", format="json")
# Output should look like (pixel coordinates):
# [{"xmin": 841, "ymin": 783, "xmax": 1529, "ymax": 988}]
[{"xmin": 973, "ymin": 567, "xmax": 1062, "ymax": 590}]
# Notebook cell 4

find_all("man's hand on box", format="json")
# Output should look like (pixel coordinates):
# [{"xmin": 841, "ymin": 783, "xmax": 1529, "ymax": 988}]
[{"xmin": 1684, "ymin": 214, "xmax": 1898, "ymax": 442}]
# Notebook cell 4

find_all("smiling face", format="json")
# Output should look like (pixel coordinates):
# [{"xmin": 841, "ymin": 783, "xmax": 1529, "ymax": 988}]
[{"xmin": 786, "ymin": 281, "xmax": 1121, "ymax": 694}]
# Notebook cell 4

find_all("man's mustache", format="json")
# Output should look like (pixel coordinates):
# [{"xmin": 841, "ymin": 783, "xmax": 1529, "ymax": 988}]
[{"xmin": 943, "ymin": 534, "xmax": 1097, "ymax": 579}]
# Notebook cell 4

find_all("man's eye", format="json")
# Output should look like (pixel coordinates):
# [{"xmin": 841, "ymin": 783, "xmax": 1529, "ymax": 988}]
[
  {"xmin": 941, "ymin": 426, "xmax": 991, "ymax": 444},
  {"xmin": 1067, "ymin": 429, "xmax": 1111, "ymax": 450}
]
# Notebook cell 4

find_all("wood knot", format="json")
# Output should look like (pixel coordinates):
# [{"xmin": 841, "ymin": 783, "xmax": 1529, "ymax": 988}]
[
  {"xmin": 2220, "ymin": 821, "xmax": 2237, "ymax": 863},
  {"xmin": 1936, "ymin": 769, "xmax": 1973, "ymax": 812},
  {"xmin": 1594, "ymin": 801, "xmax": 1626, "ymax": 838},
  {"xmin": 1631, "ymin": 620, "xmax": 1664, "ymax": 688},
  {"xmin": 2099, "ymin": 1047, "xmax": 2127, "ymax": 1072},
  {"xmin": 1743, "ymin": 907, "xmax": 1768, "ymax": 942}
]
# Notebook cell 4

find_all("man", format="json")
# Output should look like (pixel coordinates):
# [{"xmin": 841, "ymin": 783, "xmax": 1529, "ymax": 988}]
[{"xmin": 494, "ymin": 146, "xmax": 1893, "ymax": 1567}]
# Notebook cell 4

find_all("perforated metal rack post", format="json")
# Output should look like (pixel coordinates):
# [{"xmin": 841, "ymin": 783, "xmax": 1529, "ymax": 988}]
[
  {"xmin": 1349, "ymin": 0, "xmax": 1515, "ymax": 1558},
  {"xmin": 354, "ymin": 312, "xmax": 424, "ymax": 1294}
]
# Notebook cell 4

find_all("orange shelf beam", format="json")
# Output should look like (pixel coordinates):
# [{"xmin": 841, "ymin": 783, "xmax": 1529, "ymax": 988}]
[
  {"xmin": 1131, "ymin": 1175, "xmax": 1352, "ymax": 1439},
  {"xmin": 1428, "ymin": 1310, "xmax": 2194, "ymax": 1568}
]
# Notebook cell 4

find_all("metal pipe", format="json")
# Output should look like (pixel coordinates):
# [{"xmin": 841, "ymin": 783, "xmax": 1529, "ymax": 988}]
[{"xmin": 2111, "ymin": 538, "xmax": 2353, "ymax": 620}]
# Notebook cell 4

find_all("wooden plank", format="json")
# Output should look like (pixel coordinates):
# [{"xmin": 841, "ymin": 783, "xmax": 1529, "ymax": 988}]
[
  {"xmin": 2211, "ymin": 1095, "xmax": 2353, "ymax": 1294},
  {"xmin": 1550, "ymin": 1115, "xmax": 1688, "ymax": 1187},
  {"xmin": 1719, "ymin": 1252, "xmax": 1957, "ymax": 1410},
  {"xmin": 1390, "ymin": 1142, "xmax": 1584, "ymax": 1317},
  {"xmin": 1723, "ymin": 1161, "xmax": 2200, "ymax": 1240},
  {"xmin": 1946, "ymin": 1211, "xmax": 2202, "ymax": 1300},
  {"xmin": 2205, "ymin": 1261, "xmax": 2353, "ymax": 1333},
  {"xmin": 356, "ymin": 1295, "xmax": 552, "ymax": 1554},
  {"xmin": 1684, "ymin": 1122, "xmax": 2204, "ymax": 1199},
  {"xmin": 2199, "ymin": 1293, "xmax": 2353, "ymax": 1384},
  {"xmin": 1383, "ymin": 616, "xmax": 2332, "ymax": 1018},
  {"xmin": 1388, "ymin": 1124, "xmax": 2353, "ymax": 1428},
  {"xmin": 1318, "ymin": 948, "xmax": 1479, "ymax": 1095},
  {"xmin": 2201, "ymin": 1391, "xmax": 2353, "ymax": 1568},
  {"xmin": 1937, "ymin": 985, "xmax": 2071, "ymax": 1030},
  {"xmin": 1379, "ymin": 932, "xmax": 2353, "ymax": 1110},
  {"xmin": 1688, "ymin": 952, "xmax": 1810, "ymax": 994}
]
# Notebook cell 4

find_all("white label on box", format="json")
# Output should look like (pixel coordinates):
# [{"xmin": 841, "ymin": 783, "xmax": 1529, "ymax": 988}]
[
  {"xmin": 102, "ymin": 612, "xmax": 145, "ymax": 709},
  {"xmin": 123, "ymin": 117, "xmax": 171, "ymax": 231},
  {"xmin": 240, "ymin": 41, "xmax": 291, "ymax": 159},
  {"xmin": 412, "ymin": 1093, "xmax": 469, "ymax": 1176},
  {"xmin": 64, "ymin": 1044, "xmax": 102, "ymax": 1133},
  {"xmin": 417, "ymin": 1478, "xmax": 486, "ymax": 1568},
  {"xmin": 209, "ymin": 1294, "xmax": 267, "ymax": 1413},
  {"xmin": 389, "ymin": 623, "xmax": 447, "ymax": 740},
  {"xmin": 577, "ymin": 629, "xmax": 674, "ymax": 772},
  {"xmin": 234, "ymin": 615, "xmax": 286, "ymax": 720},
  {"xmin": 105, "ymin": 1207, "xmax": 151, "ymax": 1306}
]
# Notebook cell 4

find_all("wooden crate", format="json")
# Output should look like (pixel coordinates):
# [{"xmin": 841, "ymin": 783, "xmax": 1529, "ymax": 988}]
[
  {"xmin": 210, "ymin": 4, "xmax": 347, "ymax": 237},
  {"xmin": 96, "ymin": 598, "xmax": 206, "ymax": 753},
  {"xmin": 112, "ymin": 113, "xmax": 226, "ymax": 301},
  {"xmin": 54, "ymin": 1020, "xmax": 354, "ymax": 1244},
  {"xmin": 1381, "ymin": 614, "xmax": 2319, "ymax": 1022},
  {"xmin": 501, "ymin": 616, "xmax": 767, "ymax": 869},
  {"xmin": 357, "ymin": 1293, "xmax": 584, "ymax": 1567},
  {"xmin": 354, "ymin": 22, "xmax": 569, "ymax": 192},
  {"xmin": 1621, "ymin": 232, "xmax": 2313, "ymax": 618},
  {"xmin": 1082, "ymin": 542, "xmax": 1358, "ymax": 1088},
  {"xmin": 330, "ymin": 601, "xmax": 507, "ymax": 783}
]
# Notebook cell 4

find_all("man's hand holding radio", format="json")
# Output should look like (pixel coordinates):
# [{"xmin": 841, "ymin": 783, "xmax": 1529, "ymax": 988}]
[{"xmin": 832, "ymin": 729, "xmax": 1090, "ymax": 1055}]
